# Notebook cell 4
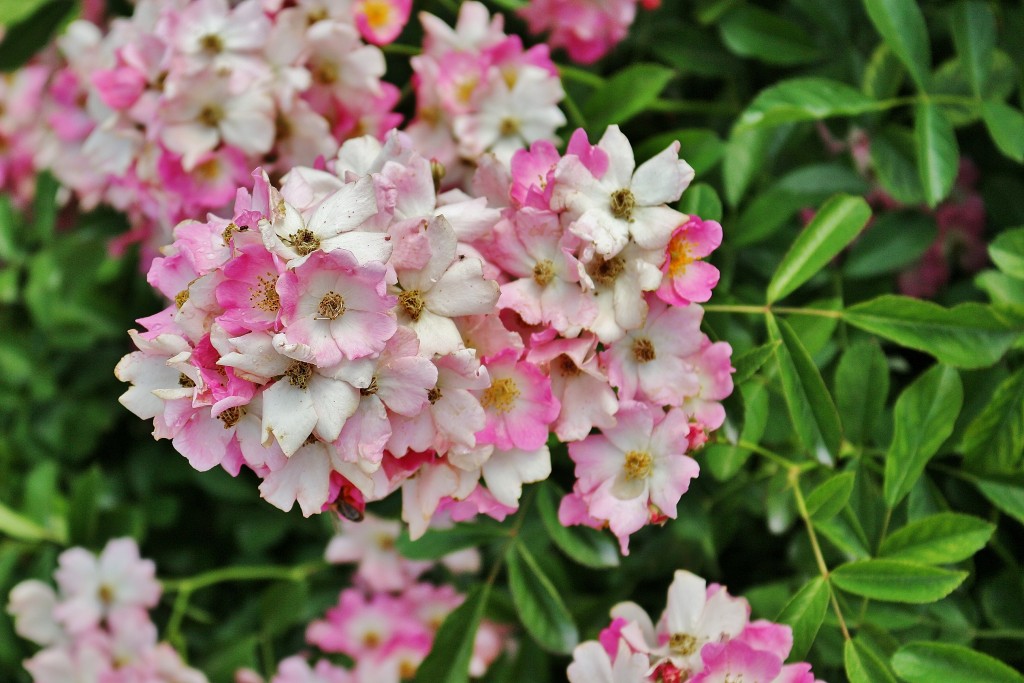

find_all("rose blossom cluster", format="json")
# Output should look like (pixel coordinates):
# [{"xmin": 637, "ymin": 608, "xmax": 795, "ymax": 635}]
[
  {"xmin": 568, "ymin": 570, "xmax": 824, "ymax": 683},
  {"xmin": 6, "ymin": 538, "xmax": 207, "ymax": 683},
  {"xmin": 0, "ymin": 66, "xmax": 51, "ymax": 208},
  {"xmin": 240, "ymin": 581, "xmax": 505, "ymax": 683},
  {"xmin": 405, "ymin": 1, "xmax": 566, "ymax": 186},
  {"xmin": 115, "ymin": 119, "xmax": 730, "ymax": 553},
  {"xmin": 519, "ymin": 0, "xmax": 661, "ymax": 64},
  {"xmin": 32, "ymin": 0, "xmax": 408, "ymax": 260}
]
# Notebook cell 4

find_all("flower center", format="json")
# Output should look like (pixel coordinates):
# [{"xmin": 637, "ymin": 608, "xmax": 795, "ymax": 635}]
[
  {"xmin": 670, "ymin": 632, "xmax": 698, "ymax": 656},
  {"xmin": 312, "ymin": 61, "xmax": 338, "ymax": 85},
  {"xmin": 623, "ymin": 450, "xmax": 653, "ymax": 480},
  {"xmin": 376, "ymin": 533, "xmax": 395, "ymax": 550},
  {"xmin": 427, "ymin": 386, "xmax": 442, "ymax": 404},
  {"xmin": 317, "ymin": 291, "xmax": 346, "ymax": 320},
  {"xmin": 587, "ymin": 255, "xmax": 625, "ymax": 287},
  {"xmin": 668, "ymin": 235, "xmax": 696, "ymax": 277},
  {"xmin": 455, "ymin": 75, "xmax": 479, "ymax": 104},
  {"xmin": 98, "ymin": 584, "xmax": 115, "ymax": 605},
  {"xmin": 198, "ymin": 105, "xmax": 224, "ymax": 127},
  {"xmin": 610, "ymin": 188, "xmax": 636, "ymax": 221},
  {"xmin": 499, "ymin": 117, "xmax": 520, "ymax": 137},
  {"xmin": 632, "ymin": 337, "xmax": 656, "ymax": 363},
  {"xmin": 431, "ymin": 160, "xmax": 446, "ymax": 192},
  {"xmin": 285, "ymin": 361, "xmax": 314, "ymax": 389},
  {"xmin": 362, "ymin": 631, "xmax": 381, "ymax": 648},
  {"xmin": 481, "ymin": 377, "xmax": 520, "ymax": 413},
  {"xmin": 175, "ymin": 289, "xmax": 190, "ymax": 308},
  {"xmin": 399, "ymin": 289, "xmax": 426, "ymax": 321},
  {"xmin": 532, "ymin": 259, "xmax": 555, "ymax": 286},
  {"xmin": 199, "ymin": 33, "xmax": 223, "ymax": 54},
  {"xmin": 178, "ymin": 373, "xmax": 196, "ymax": 388},
  {"xmin": 194, "ymin": 157, "xmax": 222, "ymax": 182},
  {"xmin": 287, "ymin": 228, "xmax": 320, "ymax": 256},
  {"xmin": 362, "ymin": 0, "xmax": 392, "ymax": 29},
  {"xmin": 556, "ymin": 355, "xmax": 581, "ymax": 377},
  {"xmin": 361, "ymin": 377, "xmax": 379, "ymax": 396},
  {"xmin": 306, "ymin": 7, "xmax": 328, "ymax": 24},
  {"xmin": 249, "ymin": 272, "xmax": 280, "ymax": 312},
  {"xmin": 218, "ymin": 406, "xmax": 245, "ymax": 428}
]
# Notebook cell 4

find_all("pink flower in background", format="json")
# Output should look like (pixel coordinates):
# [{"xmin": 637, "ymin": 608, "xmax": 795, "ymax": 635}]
[
  {"xmin": 354, "ymin": 0, "xmax": 413, "ymax": 45},
  {"xmin": 520, "ymin": 0, "xmax": 646, "ymax": 64}
]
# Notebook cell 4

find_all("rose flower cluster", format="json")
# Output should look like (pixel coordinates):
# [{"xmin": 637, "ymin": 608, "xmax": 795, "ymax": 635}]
[
  {"xmin": 115, "ymin": 117, "xmax": 730, "ymax": 553},
  {"xmin": 6, "ymin": 538, "xmax": 207, "ymax": 683},
  {"xmin": 26, "ymin": 0, "xmax": 408, "ymax": 258},
  {"xmin": 568, "ymin": 570, "xmax": 824, "ymax": 683}
]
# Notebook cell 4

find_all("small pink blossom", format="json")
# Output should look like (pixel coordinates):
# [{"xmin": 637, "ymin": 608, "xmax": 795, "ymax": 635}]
[{"xmin": 656, "ymin": 216, "xmax": 722, "ymax": 307}]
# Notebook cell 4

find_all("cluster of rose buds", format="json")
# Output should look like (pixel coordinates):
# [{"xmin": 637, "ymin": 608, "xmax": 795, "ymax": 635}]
[
  {"xmin": 567, "ymin": 570, "xmax": 824, "ymax": 683},
  {"xmin": 519, "ymin": 0, "xmax": 661, "ymax": 64},
  {"xmin": 26, "ymin": 0, "xmax": 410, "ymax": 259},
  {"xmin": 115, "ymin": 119, "xmax": 730, "ymax": 553},
  {"xmin": 6, "ymin": 538, "xmax": 207, "ymax": 683},
  {"xmin": 405, "ymin": 1, "xmax": 566, "ymax": 187}
]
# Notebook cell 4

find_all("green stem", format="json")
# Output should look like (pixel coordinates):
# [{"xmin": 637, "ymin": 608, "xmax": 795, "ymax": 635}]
[
  {"xmin": 561, "ymin": 89, "xmax": 588, "ymax": 131},
  {"xmin": 162, "ymin": 561, "xmax": 327, "ymax": 593},
  {"xmin": 790, "ymin": 468, "xmax": 852, "ymax": 641},
  {"xmin": 381, "ymin": 43, "xmax": 420, "ymax": 56}
]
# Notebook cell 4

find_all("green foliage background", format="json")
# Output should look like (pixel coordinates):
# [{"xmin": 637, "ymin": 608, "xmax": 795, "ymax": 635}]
[{"xmin": 2, "ymin": 0, "xmax": 1024, "ymax": 681}]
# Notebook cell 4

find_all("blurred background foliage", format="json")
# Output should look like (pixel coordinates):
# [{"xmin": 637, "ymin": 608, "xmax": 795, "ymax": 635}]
[{"xmin": 2, "ymin": 0, "xmax": 1024, "ymax": 682}]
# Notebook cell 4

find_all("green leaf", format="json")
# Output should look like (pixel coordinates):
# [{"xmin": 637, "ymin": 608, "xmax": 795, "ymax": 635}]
[
  {"xmin": 989, "ymin": 227, "xmax": 1024, "ymax": 278},
  {"xmin": 32, "ymin": 172, "xmax": 58, "ymax": 245},
  {"xmin": 0, "ymin": 196, "xmax": 21, "ymax": 263},
  {"xmin": 775, "ymin": 577, "xmax": 829, "ymax": 661},
  {"xmin": 736, "ymin": 78, "xmax": 880, "ymax": 131},
  {"xmin": 679, "ymin": 182, "xmax": 723, "ymax": 222},
  {"xmin": 396, "ymin": 522, "xmax": 508, "ymax": 560},
  {"xmin": 863, "ymin": 44, "xmax": 905, "ymax": 100},
  {"xmin": 863, "ymin": 0, "xmax": 931, "ymax": 91},
  {"xmin": 635, "ymin": 129, "xmax": 724, "ymax": 177},
  {"xmin": 0, "ymin": 500, "xmax": 57, "ymax": 542},
  {"xmin": 582, "ymin": 64, "xmax": 674, "ymax": 132},
  {"xmin": 961, "ymin": 367, "xmax": 1024, "ymax": 472},
  {"xmin": 872, "ymin": 127, "xmax": 925, "ymax": 204},
  {"xmin": 67, "ymin": 466, "xmax": 103, "ymax": 546},
  {"xmin": 705, "ymin": 381, "xmax": 768, "ymax": 480},
  {"xmin": 766, "ymin": 315, "xmax": 819, "ymax": 452},
  {"xmin": 883, "ymin": 364, "xmax": 963, "ymax": 508},
  {"xmin": 975, "ymin": 479, "xmax": 1024, "ymax": 527},
  {"xmin": 806, "ymin": 472, "xmax": 856, "ymax": 522},
  {"xmin": 843, "ymin": 212, "xmax": 936, "ymax": 279},
  {"xmin": 777, "ymin": 318, "xmax": 843, "ymax": 457},
  {"xmin": 982, "ymin": 101, "xmax": 1024, "ymax": 163},
  {"xmin": 536, "ymin": 482, "xmax": 619, "ymax": 569},
  {"xmin": 732, "ymin": 341, "xmax": 781, "ymax": 384},
  {"xmin": 835, "ymin": 341, "xmax": 889, "ymax": 444},
  {"xmin": 845, "ymin": 638, "xmax": 898, "ymax": 683},
  {"xmin": 414, "ymin": 584, "xmax": 491, "ymax": 683},
  {"xmin": 718, "ymin": 5, "xmax": 819, "ymax": 65},
  {"xmin": 977, "ymin": 271, "xmax": 1024, "ymax": 312},
  {"xmin": 842, "ymin": 295, "xmax": 1022, "ymax": 368},
  {"xmin": 951, "ymin": 1, "xmax": 996, "ymax": 97},
  {"xmin": 831, "ymin": 559, "xmax": 967, "ymax": 603},
  {"xmin": 0, "ymin": 1, "xmax": 75, "ymax": 71},
  {"xmin": 722, "ymin": 126, "xmax": 773, "ymax": 207},
  {"xmin": 914, "ymin": 103, "xmax": 959, "ymax": 207},
  {"xmin": 507, "ymin": 542, "xmax": 579, "ymax": 653},
  {"xmin": 767, "ymin": 194, "xmax": 871, "ymax": 303},
  {"xmin": 879, "ymin": 512, "xmax": 994, "ymax": 564},
  {"xmin": 892, "ymin": 642, "xmax": 1024, "ymax": 683}
]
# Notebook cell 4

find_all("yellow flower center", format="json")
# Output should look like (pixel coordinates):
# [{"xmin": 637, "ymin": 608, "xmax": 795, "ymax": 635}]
[
  {"xmin": 668, "ymin": 234, "xmax": 696, "ymax": 277},
  {"xmin": 587, "ymin": 255, "xmax": 625, "ymax": 287},
  {"xmin": 399, "ymin": 289, "xmax": 425, "ymax": 321},
  {"xmin": 218, "ymin": 406, "xmax": 245, "ymax": 428},
  {"xmin": 198, "ymin": 105, "xmax": 224, "ymax": 127},
  {"xmin": 623, "ymin": 450, "xmax": 653, "ymax": 480},
  {"xmin": 481, "ymin": 377, "xmax": 520, "ymax": 413},
  {"xmin": 632, "ymin": 337, "xmax": 656, "ymax": 363},
  {"xmin": 532, "ymin": 259, "xmax": 555, "ymax": 286},
  {"xmin": 250, "ymin": 272, "xmax": 280, "ymax": 312},
  {"xmin": 287, "ymin": 228, "xmax": 320, "ymax": 256},
  {"xmin": 670, "ymin": 632, "xmax": 698, "ymax": 656},
  {"xmin": 361, "ymin": 0, "xmax": 392, "ymax": 29},
  {"xmin": 285, "ymin": 361, "xmax": 314, "ymax": 389},
  {"xmin": 317, "ymin": 291, "xmax": 346, "ymax": 320},
  {"xmin": 609, "ymin": 188, "xmax": 635, "ymax": 221}
]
